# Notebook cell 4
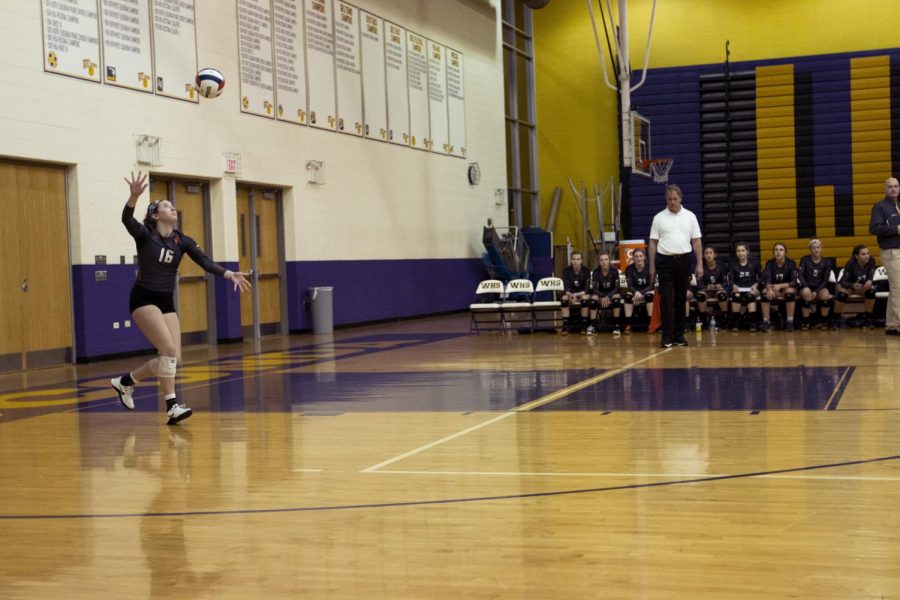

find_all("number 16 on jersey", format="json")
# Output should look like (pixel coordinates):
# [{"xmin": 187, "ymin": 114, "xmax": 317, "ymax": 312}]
[{"xmin": 159, "ymin": 248, "xmax": 174, "ymax": 264}]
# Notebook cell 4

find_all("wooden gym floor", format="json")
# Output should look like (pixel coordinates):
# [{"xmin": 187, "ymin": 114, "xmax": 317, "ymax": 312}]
[{"xmin": 1, "ymin": 313, "xmax": 899, "ymax": 598}]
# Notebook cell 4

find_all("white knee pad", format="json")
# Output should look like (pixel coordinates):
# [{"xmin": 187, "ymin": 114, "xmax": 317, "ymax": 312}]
[
  {"xmin": 158, "ymin": 355, "xmax": 177, "ymax": 378},
  {"xmin": 148, "ymin": 358, "xmax": 159, "ymax": 375}
]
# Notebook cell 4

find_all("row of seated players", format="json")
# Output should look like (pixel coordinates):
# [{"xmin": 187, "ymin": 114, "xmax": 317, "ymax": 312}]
[{"xmin": 561, "ymin": 240, "xmax": 880, "ymax": 335}]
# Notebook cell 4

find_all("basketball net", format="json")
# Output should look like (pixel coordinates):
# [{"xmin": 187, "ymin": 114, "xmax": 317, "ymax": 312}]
[{"xmin": 644, "ymin": 158, "xmax": 674, "ymax": 184}]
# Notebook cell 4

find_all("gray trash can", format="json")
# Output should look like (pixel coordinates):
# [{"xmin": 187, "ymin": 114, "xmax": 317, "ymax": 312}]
[{"xmin": 308, "ymin": 286, "xmax": 333, "ymax": 334}]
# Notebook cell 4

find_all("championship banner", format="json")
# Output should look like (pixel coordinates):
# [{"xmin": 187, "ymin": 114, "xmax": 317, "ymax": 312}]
[
  {"xmin": 406, "ymin": 30, "xmax": 429, "ymax": 150},
  {"xmin": 101, "ymin": 0, "xmax": 153, "ymax": 92},
  {"xmin": 151, "ymin": 0, "xmax": 198, "ymax": 102},
  {"xmin": 274, "ymin": 0, "xmax": 308, "ymax": 124},
  {"xmin": 360, "ymin": 10, "xmax": 387, "ymax": 141},
  {"xmin": 305, "ymin": 0, "xmax": 336, "ymax": 130},
  {"xmin": 334, "ymin": 0, "xmax": 362, "ymax": 136},
  {"xmin": 41, "ymin": 0, "xmax": 102, "ymax": 82},
  {"xmin": 238, "ymin": 0, "xmax": 276, "ymax": 117}
]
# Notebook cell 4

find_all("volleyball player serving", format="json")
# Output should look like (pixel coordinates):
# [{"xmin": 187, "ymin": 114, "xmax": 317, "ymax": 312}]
[{"xmin": 110, "ymin": 172, "xmax": 251, "ymax": 424}]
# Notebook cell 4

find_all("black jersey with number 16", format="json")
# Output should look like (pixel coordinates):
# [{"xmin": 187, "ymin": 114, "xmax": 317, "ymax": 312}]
[{"xmin": 122, "ymin": 205, "xmax": 225, "ymax": 293}]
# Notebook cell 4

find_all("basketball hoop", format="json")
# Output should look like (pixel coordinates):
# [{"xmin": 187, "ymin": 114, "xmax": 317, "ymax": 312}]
[{"xmin": 641, "ymin": 158, "xmax": 674, "ymax": 183}]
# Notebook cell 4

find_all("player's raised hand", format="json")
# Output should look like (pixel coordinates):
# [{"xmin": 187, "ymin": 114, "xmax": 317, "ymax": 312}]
[{"xmin": 124, "ymin": 171, "xmax": 148, "ymax": 199}]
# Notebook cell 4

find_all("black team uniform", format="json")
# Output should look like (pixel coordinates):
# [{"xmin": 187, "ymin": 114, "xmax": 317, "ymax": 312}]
[
  {"xmin": 123, "ymin": 205, "xmax": 226, "ymax": 295},
  {"xmin": 697, "ymin": 259, "xmax": 728, "ymax": 326},
  {"xmin": 624, "ymin": 262, "xmax": 653, "ymax": 329},
  {"xmin": 562, "ymin": 264, "xmax": 590, "ymax": 330},
  {"xmin": 117, "ymin": 204, "xmax": 227, "ymax": 418},
  {"xmin": 762, "ymin": 258, "xmax": 799, "ymax": 327},
  {"xmin": 838, "ymin": 256, "xmax": 877, "ymax": 325},
  {"xmin": 728, "ymin": 259, "xmax": 763, "ymax": 329},
  {"xmin": 591, "ymin": 266, "xmax": 622, "ymax": 332},
  {"xmin": 798, "ymin": 255, "xmax": 834, "ymax": 327},
  {"xmin": 839, "ymin": 256, "xmax": 876, "ymax": 288},
  {"xmin": 763, "ymin": 258, "xmax": 798, "ymax": 287},
  {"xmin": 562, "ymin": 265, "xmax": 590, "ymax": 297}
]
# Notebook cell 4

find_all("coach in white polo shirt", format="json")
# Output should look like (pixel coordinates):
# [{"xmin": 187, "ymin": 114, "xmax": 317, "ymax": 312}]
[{"xmin": 648, "ymin": 184, "xmax": 704, "ymax": 348}]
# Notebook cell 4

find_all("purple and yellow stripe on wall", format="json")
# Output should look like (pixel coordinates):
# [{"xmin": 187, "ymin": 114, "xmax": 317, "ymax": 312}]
[
  {"xmin": 631, "ymin": 48, "xmax": 900, "ymax": 263},
  {"xmin": 756, "ymin": 55, "xmax": 893, "ymax": 263}
]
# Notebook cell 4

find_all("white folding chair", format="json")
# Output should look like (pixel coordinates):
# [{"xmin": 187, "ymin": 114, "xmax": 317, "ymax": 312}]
[
  {"xmin": 532, "ymin": 277, "xmax": 564, "ymax": 331},
  {"xmin": 469, "ymin": 279, "xmax": 504, "ymax": 333},
  {"xmin": 501, "ymin": 279, "xmax": 535, "ymax": 331},
  {"xmin": 874, "ymin": 265, "xmax": 889, "ymax": 300}
]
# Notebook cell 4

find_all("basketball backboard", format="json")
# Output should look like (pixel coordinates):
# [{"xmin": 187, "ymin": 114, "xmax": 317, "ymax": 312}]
[{"xmin": 630, "ymin": 111, "xmax": 651, "ymax": 176}]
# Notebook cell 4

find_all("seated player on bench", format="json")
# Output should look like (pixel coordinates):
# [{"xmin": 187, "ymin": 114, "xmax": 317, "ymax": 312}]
[
  {"xmin": 623, "ymin": 247, "xmax": 653, "ymax": 334},
  {"xmin": 798, "ymin": 239, "xmax": 835, "ymax": 330},
  {"xmin": 587, "ymin": 252, "xmax": 623, "ymax": 336},
  {"xmin": 760, "ymin": 242, "xmax": 799, "ymax": 332},
  {"xmin": 728, "ymin": 242, "xmax": 763, "ymax": 332},
  {"xmin": 560, "ymin": 251, "xmax": 590, "ymax": 334},
  {"xmin": 833, "ymin": 244, "xmax": 876, "ymax": 329},
  {"xmin": 695, "ymin": 245, "xmax": 728, "ymax": 330}
]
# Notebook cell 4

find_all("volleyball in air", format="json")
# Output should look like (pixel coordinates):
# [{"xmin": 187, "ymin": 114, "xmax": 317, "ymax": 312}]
[{"xmin": 195, "ymin": 68, "xmax": 225, "ymax": 98}]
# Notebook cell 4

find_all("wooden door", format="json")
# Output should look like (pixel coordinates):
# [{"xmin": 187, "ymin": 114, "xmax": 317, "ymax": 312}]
[
  {"xmin": 174, "ymin": 182, "xmax": 208, "ymax": 345},
  {"xmin": 0, "ymin": 161, "xmax": 72, "ymax": 371},
  {"xmin": 235, "ymin": 187, "xmax": 283, "ymax": 337},
  {"xmin": 0, "ymin": 162, "xmax": 24, "ymax": 371}
]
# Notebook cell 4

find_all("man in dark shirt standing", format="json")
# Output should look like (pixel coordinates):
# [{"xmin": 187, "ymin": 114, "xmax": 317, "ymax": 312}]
[{"xmin": 869, "ymin": 177, "xmax": 900, "ymax": 335}]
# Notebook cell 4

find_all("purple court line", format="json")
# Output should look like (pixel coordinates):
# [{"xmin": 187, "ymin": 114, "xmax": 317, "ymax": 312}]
[
  {"xmin": 2, "ymin": 453, "xmax": 898, "ymax": 521},
  {"xmin": 206, "ymin": 332, "xmax": 470, "ymax": 367},
  {"xmin": 57, "ymin": 333, "xmax": 469, "ymax": 412}
]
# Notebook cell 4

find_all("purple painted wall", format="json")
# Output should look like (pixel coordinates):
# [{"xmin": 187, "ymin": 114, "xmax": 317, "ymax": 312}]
[
  {"xmin": 72, "ymin": 265, "xmax": 153, "ymax": 359},
  {"xmin": 214, "ymin": 264, "xmax": 242, "ymax": 341},
  {"xmin": 627, "ymin": 67, "xmax": 702, "ymax": 240},
  {"xmin": 285, "ymin": 258, "xmax": 485, "ymax": 331},
  {"xmin": 72, "ymin": 258, "xmax": 485, "ymax": 360}
]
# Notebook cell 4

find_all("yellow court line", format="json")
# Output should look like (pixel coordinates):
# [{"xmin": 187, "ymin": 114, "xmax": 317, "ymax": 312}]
[{"xmin": 360, "ymin": 349, "xmax": 671, "ymax": 473}]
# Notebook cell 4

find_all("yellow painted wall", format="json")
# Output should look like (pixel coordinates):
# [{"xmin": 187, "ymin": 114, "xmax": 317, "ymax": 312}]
[
  {"xmin": 533, "ymin": 0, "xmax": 620, "ymax": 260},
  {"xmin": 534, "ymin": 0, "xmax": 900, "ymax": 260}
]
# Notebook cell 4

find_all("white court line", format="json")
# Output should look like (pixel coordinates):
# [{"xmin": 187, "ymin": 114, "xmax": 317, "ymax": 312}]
[
  {"xmin": 825, "ymin": 365, "xmax": 853, "ymax": 409},
  {"xmin": 359, "ymin": 412, "xmax": 515, "ymax": 473},
  {"xmin": 372, "ymin": 470, "xmax": 900, "ymax": 482},
  {"xmin": 292, "ymin": 469, "xmax": 324, "ymax": 473},
  {"xmin": 359, "ymin": 350, "xmax": 670, "ymax": 473}
]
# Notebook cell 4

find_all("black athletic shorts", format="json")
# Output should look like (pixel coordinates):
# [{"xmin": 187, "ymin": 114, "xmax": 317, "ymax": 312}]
[{"xmin": 129, "ymin": 285, "xmax": 176, "ymax": 314}]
